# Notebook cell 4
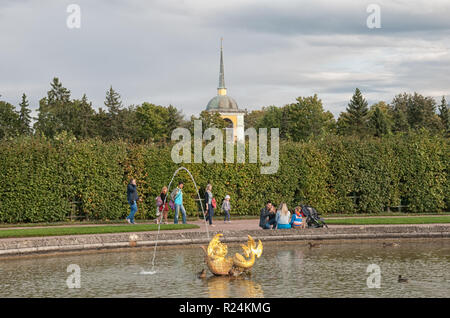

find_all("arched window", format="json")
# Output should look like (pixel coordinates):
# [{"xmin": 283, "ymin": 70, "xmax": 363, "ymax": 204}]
[{"xmin": 223, "ymin": 118, "xmax": 233, "ymax": 128}]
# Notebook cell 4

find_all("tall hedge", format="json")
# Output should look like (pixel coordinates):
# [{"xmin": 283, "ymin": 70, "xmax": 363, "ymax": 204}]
[{"xmin": 0, "ymin": 132, "xmax": 448, "ymax": 223}]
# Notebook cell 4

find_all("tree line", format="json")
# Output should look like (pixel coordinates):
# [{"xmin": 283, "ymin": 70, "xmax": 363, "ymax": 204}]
[{"xmin": 1, "ymin": 78, "xmax": 449, "ymax": 142}]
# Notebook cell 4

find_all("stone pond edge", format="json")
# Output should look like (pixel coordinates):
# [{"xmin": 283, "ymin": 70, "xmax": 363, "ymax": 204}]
[{"xmin": 1, "ymin": 225, "xmax": 449, "ymax": 257}]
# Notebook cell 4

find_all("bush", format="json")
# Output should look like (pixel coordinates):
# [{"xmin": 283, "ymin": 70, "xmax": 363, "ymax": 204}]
[{"xmin": 0, "ymin": 132, "xmax": 448, "ymax": 223}]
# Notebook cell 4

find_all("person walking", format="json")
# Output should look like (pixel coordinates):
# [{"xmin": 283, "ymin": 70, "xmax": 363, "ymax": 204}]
[
  {"xmin": 171, "ymin": 181, "xmax": 187, "ymax": 224},
  {"xmin": 222, "ymin": 195, "xmax": 231, "ymax": 223},
  {"xmin": 204, "ymin": 184, "xmax": 215, "ymax": 227},
  {"xmin": 126, "ymin": 178, "xmax": 140, "ymax": 224}
]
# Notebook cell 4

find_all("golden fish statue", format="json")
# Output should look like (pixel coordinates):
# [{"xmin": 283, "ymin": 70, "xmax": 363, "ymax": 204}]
[{"xmin": 201, "ymin": 234, "xmax": 263, "ymax": 276}]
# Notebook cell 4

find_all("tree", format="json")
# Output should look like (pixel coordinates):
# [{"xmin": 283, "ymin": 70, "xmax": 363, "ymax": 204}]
[
  {"xmin": 103, "ymin": 86, "xmax": 124, "ymax": 140},
  {"xmin": 190, "ymin": 110, "xmax": 227, "ymax": 135},
  {"xmin": 166, "ymin": 104, "xmax": 187, "ymax": 132},
  {"xmin": 369, "ymin": 105, "xmax": 390, "ymax": 137},
  {"xmin": 34, "ymin": 77, "xmax": 72, "ymax": 138},
  {"xmin": 390, "ymin": 93, "xmax": 410, "ymax": 133},
  {"xmin": 284, "ymin": 95, "xmax": 335, "ymax": 141},
  {"xmin": 391, "ymin": 92, "xmax": 440, "ymax": 133},
  {"xmin": 136, "ymin": 103, "xmax": 171, "ymax": 142},
  {"xmin": 406, "ymin": 93, "xmax": 437, "ymax": 130},
  {"xmin": 0, "ymin": 100, "xmax": 20, "ymax": 139},
  {"xmin": 438, "ymin": 96, "xmax": 449, "ymax": 135},
  {"xmin": 256, "ymin": 106, "xmax": 283, "ymax": 131},
  {"xmin": 18, "ymin": 93, "xmax": 33, "ymax": 135},
  {"xmin": 244, "ymin": 109, "xmax": 265, "ymax": 129},
  {"xmin": 104, "ymin": 86, "xmax": 122, "ymax": 115},
  {"xmin": 69, "ymin": 94, "xmax": 96, "ymax": 138},
  {"xmin": 340, "ymin": 88, "xmax": 369, "ymax": 136}
]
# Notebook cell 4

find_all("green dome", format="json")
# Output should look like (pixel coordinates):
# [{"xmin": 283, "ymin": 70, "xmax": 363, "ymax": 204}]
[{"xmin": 206, "ymin": 95, "xmax": 238, "ymax": 111}]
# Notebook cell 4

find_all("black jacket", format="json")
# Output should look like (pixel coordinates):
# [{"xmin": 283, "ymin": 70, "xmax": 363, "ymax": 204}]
[
  {"xmin": 205, "ymin": 191, "xmax": 212, "ymax": 209},
  {"xmin": 259, "ymin": 207, "xmax": 271, "ymax": 228},
  {"xmin": 127, "ymin": 183, "xmax": 139, "ymax": 204}
]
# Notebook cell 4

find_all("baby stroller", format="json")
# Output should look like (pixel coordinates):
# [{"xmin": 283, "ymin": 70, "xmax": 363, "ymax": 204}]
[{"xmin": 300, "ymin": 205, "xmax": 328, "ymax": 228}]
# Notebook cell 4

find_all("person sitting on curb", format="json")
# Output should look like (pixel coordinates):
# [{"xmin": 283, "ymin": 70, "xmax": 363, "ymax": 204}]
[
  {"xmin": 260, "ymin": 201, "xmax": 277, "ymax": 229},
  {"xmin": 276, "ymin": 203, "xmax": 291, "ymax": 229},
  {"xmin": 290, "ymin": 206, "xmax": 306, "ymax": 229}
]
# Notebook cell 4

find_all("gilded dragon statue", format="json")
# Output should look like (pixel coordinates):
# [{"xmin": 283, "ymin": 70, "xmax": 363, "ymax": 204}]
[{"xmin": 201, "ymin": 234, "xmax": 263, "ymax": 276}]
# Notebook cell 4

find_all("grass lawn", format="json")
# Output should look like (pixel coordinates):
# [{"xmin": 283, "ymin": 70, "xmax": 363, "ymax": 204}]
[
  {"xmin": 325, "ymin": 215, "xmax": 450, "ymax": 225},
  {"xmin": 0, "ymin": 224, "xmax": 199, "ymax": 239}
]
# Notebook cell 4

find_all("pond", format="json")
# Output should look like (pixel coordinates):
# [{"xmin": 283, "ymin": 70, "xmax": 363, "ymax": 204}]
[{"xmin": 0, "ymin": 239, "xmax": 449, "ymax": 298}]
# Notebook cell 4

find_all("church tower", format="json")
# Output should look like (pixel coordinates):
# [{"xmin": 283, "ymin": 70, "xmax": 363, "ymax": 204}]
[{"xmin": 206, "ymin": 38, "xmax": 245, "ymax": 142}]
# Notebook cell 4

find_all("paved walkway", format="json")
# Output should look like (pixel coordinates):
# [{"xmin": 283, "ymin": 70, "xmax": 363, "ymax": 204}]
[{"xmin": 1, "ymin": 216, "xmax": 449, "ymax": 232}]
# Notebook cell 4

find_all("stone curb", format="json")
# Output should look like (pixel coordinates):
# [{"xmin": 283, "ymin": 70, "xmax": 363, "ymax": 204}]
[{"xmin": 1, "ymin": 225, "xmax": 449, "ymax": 257}]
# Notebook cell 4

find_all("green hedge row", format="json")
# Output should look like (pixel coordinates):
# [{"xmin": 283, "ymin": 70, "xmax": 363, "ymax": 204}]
[{"xmin": 0, "ymin": 132, "xmax": 448, "ymax": 223}]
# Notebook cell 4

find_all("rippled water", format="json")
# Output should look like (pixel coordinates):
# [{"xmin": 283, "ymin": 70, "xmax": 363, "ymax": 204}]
[{"xmin": 0, "ymin": 239, "xmax": 449, "ymax": 298}]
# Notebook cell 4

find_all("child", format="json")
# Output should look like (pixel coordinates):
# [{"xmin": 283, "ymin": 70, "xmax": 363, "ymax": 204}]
[
  {"xmin": 290, "ymin": 206, "xmax": 305, "ymax": 229},
  {"xmin": 222, "ymin": 195, "xmax": 231, "ymax": 223}
]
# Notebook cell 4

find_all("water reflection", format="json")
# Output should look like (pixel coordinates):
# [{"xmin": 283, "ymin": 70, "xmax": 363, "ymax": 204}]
[
  {"xmin": 205, "ymin": 276, "xmax": 264, "ymax": 298},
  {"xmin": 0, "ymin": 239, "xmax": 449, "ymax": 298}
]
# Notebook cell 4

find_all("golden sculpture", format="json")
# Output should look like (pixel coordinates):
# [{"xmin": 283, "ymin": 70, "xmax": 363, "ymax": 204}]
[{"xmin": 201, "ymin": 234, "xmax": 263, "ymax": 276}]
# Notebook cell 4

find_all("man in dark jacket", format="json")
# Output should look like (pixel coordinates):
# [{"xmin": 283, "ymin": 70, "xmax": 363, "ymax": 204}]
[
  {"xmin": 126, "ymin": 179, "xmax": 139, "ymax": 224},
  {"xmin": 259, "ymin": 201, "xmax": 276, "ymax": 229}
]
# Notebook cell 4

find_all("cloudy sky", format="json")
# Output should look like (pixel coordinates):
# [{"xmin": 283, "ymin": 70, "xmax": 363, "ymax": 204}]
[{"xmin": 1, "ymin": 0, "xmax": 449, "ymax": 119}]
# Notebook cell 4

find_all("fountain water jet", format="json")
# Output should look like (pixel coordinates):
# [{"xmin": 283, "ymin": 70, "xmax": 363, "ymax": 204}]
[{"xmin": 146, "ymin": 166, "xmax": 209, "ymax": 274}]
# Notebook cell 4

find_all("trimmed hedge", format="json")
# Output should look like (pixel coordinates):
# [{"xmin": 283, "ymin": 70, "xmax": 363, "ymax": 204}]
[{"xmin": 0, "ymin": 132, "xmax": 448, "ymax": 223}]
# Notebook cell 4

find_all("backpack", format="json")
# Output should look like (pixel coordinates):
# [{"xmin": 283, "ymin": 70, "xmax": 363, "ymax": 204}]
[
  {"xmin": 155, "ymin": 196, "xmax": 163, "ymax": 207},
  {"xmin": 211, "ymin": 197, "xmax": 217, "ymax": 209}
]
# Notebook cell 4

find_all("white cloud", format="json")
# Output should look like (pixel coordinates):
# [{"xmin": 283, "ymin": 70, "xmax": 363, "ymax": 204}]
[{"xmin": 0, "ymin": 0, "xmax": 449, "ymax": 119}]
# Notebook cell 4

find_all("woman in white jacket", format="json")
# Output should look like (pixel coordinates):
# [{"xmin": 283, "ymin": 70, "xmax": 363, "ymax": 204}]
[{"xmin": 276, "ymin": 203, "xmax": 291, "ymax": 229}]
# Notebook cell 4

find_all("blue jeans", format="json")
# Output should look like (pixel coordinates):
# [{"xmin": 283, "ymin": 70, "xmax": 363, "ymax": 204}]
[
  {"xmin": 263, "ymin": 218, "xmax": 277, "ymax": 229},
  {"xmin": 127, "ymin": 201, "xmax": 138, "ymax": 223},
  {"xmin": 206, "ymin": 205, "xmax": 214, "ymax": 225},
  {"xmin": 174, "ymin": 204, "xmax": 186, "ymax": 224},
  {"xmin": 224, "ymin": 209, "xmax": 230, "ymax": 221}
]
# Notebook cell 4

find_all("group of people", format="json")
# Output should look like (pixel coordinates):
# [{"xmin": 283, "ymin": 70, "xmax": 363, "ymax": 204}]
[
  {"xmin": 126, "ymin": 179, "xmax": 308, "ymax": 229},
  {"xmin": 125, "ymin": 179, "xmax": 231, "ymax": 226},
  {"xmin": 259, "ymin": 201, "xmax": 306, "ymax": 230}
]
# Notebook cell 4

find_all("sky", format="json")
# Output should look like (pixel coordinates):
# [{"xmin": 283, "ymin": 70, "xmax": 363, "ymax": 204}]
[{"xmin": 1, "ymin": 0, "xmax": 450, "ymax": 120}]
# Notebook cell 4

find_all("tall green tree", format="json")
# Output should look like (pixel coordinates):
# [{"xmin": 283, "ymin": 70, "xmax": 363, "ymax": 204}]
[
  {"xmin": 339, "ymin": 88, "xmax": 369, "ymax": 136},
  {"xmin": 34, "ymin": 77, "xmax": 72, "ymax": 138},
  {"xmin": 406, "ymin": 93, "xmax": 438, "ymax": 130},
  {"xmin": 136, "ymin": 103, "xmax": 172, "ymax": 142},
  {"xmin": 104, "ymin": 86, "xmax": 122, "ymax": 115},
  {"xmin": 69, "ymin": 94, "xmax": 96, "ymax": 138},
  {"xmin": 369, "ymin": 106, "xmax": 390, "ymax": 137},
  {"xmin": 390, "ymin": 93, "xmax": 410, "ymax": 133},
  {"xmin": 244, "ymin": 109, "xmax": 265, "ymax": 129},
  {"xmin": 438, "ymin": 96, "xmax": 449, "ymax": 135},
  {"xmin": 284, "ymin": 94, "xmax": 335, "ymax": 141},
  {"xmin": 256, "ymin": 106, "xmax": 283, "ymax": 131},
  {"xmin": 390, "ymin": 92, "xmax": 440, "ymax": 133},
  {"xmin": 102, "ymin": 86, "xmax": 123, "ymax": 140},
  {"xmin": 18, "ymin": 93, "xmax": 33, "ymax": 135},
  {"xmin": 0, "ymin": 100, "xmax": 20, "ymax": 139}
]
